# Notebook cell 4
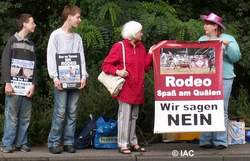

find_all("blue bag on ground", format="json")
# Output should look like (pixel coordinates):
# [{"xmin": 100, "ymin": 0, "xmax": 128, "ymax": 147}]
[
  {"xmin": 93, "ymin": 116, "xmax": 118, "ymax": 149},
  {"xmin": 74, "ymin": 119, "xmax": 96, "ymax": 149}
]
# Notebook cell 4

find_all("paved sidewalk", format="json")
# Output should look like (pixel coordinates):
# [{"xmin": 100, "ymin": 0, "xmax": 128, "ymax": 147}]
[{"xmin": 0, "ymin": 142, "xmax": 249, "ymax": 161}]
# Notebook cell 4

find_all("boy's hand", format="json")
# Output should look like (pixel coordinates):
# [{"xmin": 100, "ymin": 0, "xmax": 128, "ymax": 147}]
[
  {"xmin": 26, "ymin": 85, "xmax": 35, "ymax": 98},
  {"xmin": 79, "ymin": 79, "xmax": 86, "ymax": 89},
  {"xmin": 54, "ymin": 79, "xmax": 63, "ymax": 90},
  {"xmin": 5, "ymin": 83, "xmax": 13, "ymax": 96}
]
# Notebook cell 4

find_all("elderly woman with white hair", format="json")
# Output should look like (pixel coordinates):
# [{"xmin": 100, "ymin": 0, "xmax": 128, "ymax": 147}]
[{"xmin": 101, "ymin": 21, "xmax": 154, "ymax": 154}]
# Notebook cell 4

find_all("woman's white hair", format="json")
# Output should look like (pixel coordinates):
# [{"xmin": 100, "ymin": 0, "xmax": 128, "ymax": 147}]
[{"xmin": 121, "ymin": 21, "xmax": 142, "ymax": 40}]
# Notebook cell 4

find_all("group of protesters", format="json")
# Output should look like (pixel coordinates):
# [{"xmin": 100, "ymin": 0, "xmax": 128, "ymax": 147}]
[{"xmin": 0, "ymin": 4, "xmax": 240, "ymax": 155}]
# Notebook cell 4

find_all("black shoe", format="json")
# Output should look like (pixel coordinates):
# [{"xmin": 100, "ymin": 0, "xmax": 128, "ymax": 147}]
[
  {"xmin": 200, "ymin": 144, "xmax": 213, "ymax": 149},
  {"xmin": 63, "ymin": 145, "xmax": 76, "ymax": 153},
  {"xmin": 16, "ymin": 144, "xmax": 31, "ymax": 152},
  {"xmin": 215, "ymin": 145, "xmax": 227, "ymax": 150},
  {"xmin": 49, "ymin": 146, "xmax": 62, "ymax": 154}
]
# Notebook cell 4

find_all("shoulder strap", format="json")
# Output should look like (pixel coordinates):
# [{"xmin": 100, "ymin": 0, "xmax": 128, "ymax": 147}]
[{"xmin": 118, "ymin": 41, "xmax": 126, "ymax": 70}]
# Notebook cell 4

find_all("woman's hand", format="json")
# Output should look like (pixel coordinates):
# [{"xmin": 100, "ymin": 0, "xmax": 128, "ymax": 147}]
[
  {"xmin": 116, "ymin": 69, "xmax": 128, "ymax": 78},
  {"xmin": 222, "ymin": 40, "xmax": 229, "ymax": 46},
  {"xmin": 148, "ymin": 45, "xmax": 156, "ymax": 54}
]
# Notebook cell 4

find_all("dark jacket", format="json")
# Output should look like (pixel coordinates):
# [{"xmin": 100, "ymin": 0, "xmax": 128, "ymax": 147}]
[{"xmin": 1, "ymin": 33, "xmax": 37, "ymax": 84}]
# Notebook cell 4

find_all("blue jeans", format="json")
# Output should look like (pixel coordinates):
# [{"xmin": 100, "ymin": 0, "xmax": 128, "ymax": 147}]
[
  {"xmin": 200, "ymin": 78, "xmax": 234, "ymax": 147},
  {"xmin": 2, "ymin": 96, "xmax": 32, "ymax": 148},
  {"xmin": 48, "ymin": 89, "xmax": 80, "ymax": 148}
]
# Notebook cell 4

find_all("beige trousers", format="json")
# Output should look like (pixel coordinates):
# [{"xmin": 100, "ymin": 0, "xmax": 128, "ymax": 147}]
[{"xmin": 117, "ymin": 100, "xmax": 139, "ymax": 148}]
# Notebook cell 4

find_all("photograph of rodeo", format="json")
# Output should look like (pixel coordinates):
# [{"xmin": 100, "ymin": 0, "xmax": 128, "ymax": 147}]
[{"xmin": 160, "ymin": 47, "xmax": 215, "ymax": 74}]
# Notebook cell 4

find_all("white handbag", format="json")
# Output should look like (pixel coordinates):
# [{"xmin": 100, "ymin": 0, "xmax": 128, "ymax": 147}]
[{"xmin": 98, "ymin": 42, "xmax": 126, "ymax": 96}]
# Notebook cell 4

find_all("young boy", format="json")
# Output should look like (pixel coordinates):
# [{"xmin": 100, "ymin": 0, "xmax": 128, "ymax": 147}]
[
  {"xmin": 1, "ymin": 13, "xmax": 36, "ymax": 153},
  {"xmin": 47, "ymin": 5, "xmax": 88, "ymax": 154}
]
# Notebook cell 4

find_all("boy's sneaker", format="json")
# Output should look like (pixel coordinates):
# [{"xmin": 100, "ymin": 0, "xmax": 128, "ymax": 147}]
[
  {"xmin": 49, "ymin": 146, "xmax": 63, "ymax": 154},
  {"xmin": 17, "ymin": 144, "xmax": 31, "ymax": 152},
  {"xmin": 63, "ymin": 145, "xmax": 76, "ymax": 153},
  {"xmin": 1, "ymin": 146, "xmax": 13, "ymax": 153}
]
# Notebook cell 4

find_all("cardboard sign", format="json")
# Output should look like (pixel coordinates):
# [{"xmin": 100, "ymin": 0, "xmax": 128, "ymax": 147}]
[
  {"xmin": 56, "ymin": 53, "xmax": 82, "ymax": 89},
  {"xmin": 11, "ymin": 59, "xmax": 34, "ymax": 96}
]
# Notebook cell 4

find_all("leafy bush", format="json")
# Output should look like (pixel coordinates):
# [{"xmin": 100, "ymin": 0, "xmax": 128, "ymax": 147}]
[{"xmin": 0, "ymin": 0, "xmax": 249, "ymax": 145}]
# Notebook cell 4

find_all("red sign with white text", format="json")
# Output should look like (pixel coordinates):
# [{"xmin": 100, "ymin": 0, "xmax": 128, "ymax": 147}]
[{"xmin": 153, "ymin": 40, "xmax": 225, "ymax": 133}]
